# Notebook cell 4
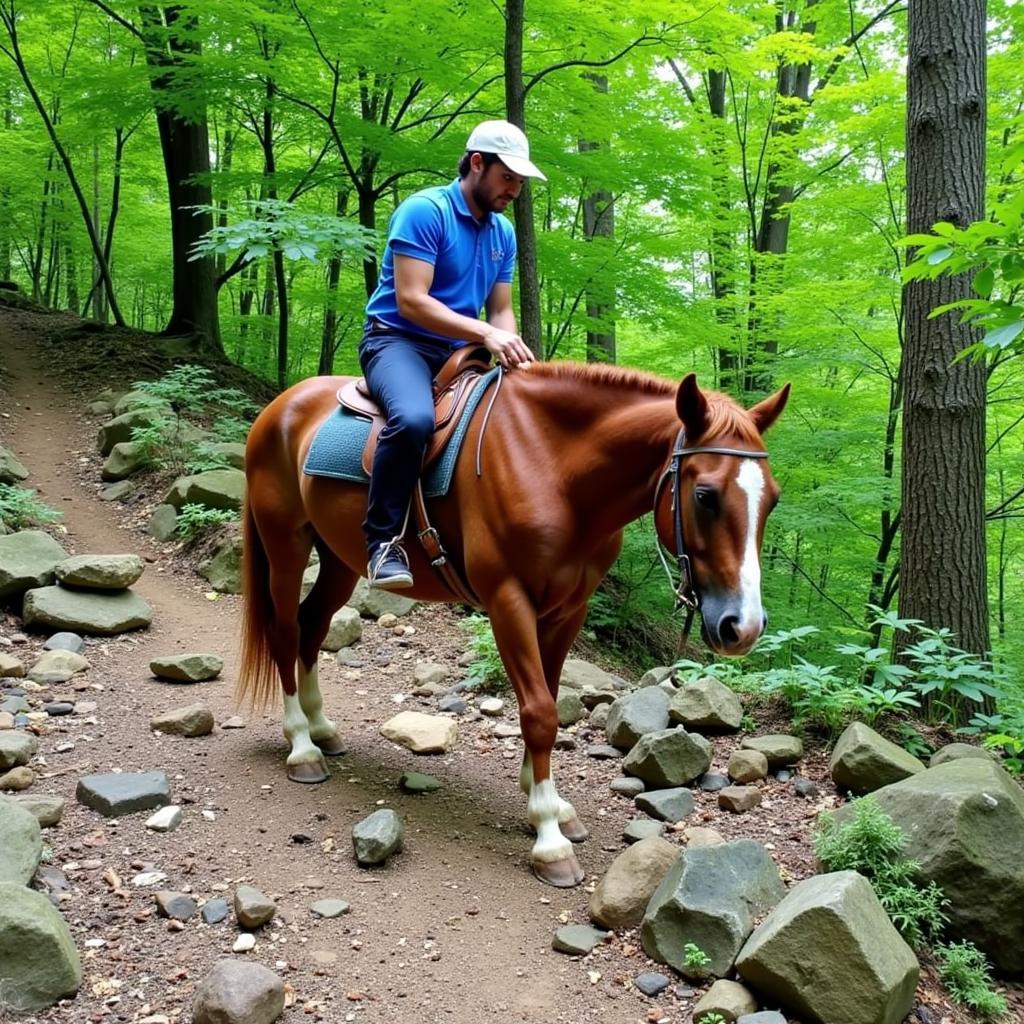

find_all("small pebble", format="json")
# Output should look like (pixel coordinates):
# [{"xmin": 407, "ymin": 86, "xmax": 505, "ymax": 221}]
[{"xmin": 233, "ymin": 933, "xmax": 256, "ymax": 953}]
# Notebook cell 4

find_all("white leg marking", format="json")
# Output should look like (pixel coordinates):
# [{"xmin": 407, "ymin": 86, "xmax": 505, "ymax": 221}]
[
  {"xmin": 282, "ymin": 691, "xmax": 322, "ymax": 766},
  {"xmin": 521, "ymin": 751, "xmax": 578, "ymax": 823},
  {"xmin": 736, "ymin": 459, "xmax": 766, "ymax": 632},
  {"xmin": 297, "ymin": 662, "xmax": 336, "ymax": 742},
  {"xmin": 527, "ymin": 779, "xmax": 574, "ymax": 864}
]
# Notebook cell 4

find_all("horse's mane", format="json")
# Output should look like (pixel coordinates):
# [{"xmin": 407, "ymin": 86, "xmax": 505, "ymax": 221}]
[{"xmin": 527, "ymin": 361, "xmax": 761, "ymax": 444}]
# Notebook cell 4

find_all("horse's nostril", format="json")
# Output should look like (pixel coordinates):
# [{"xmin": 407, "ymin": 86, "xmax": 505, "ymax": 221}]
[{"xmin": 719, "ymin": 615, "xmax": 741, "ymax": 646}]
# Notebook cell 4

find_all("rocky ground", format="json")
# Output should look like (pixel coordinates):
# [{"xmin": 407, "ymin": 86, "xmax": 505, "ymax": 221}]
[{"xmin": 1, "ymin": 303, "xmax": 1021, "ymax": 1024}]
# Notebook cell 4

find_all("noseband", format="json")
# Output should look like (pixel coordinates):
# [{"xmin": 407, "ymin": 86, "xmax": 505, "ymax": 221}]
[{"xmin": 653, "ymin": 427, "xmax": 769, "ymax": 634}]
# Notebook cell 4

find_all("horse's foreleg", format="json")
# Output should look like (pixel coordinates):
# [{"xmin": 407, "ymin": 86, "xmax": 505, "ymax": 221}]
[
  {"xmin": 520, "ymin": 750, "xmax": 588, "ymax": 844},
  {"xmin": 489, "ymin": 586, "xmax": 584, "ymax": 888}
]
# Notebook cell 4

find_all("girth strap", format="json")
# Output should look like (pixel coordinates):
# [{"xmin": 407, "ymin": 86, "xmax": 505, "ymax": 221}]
[{"xmin": 411, "ymin": 481, "xmax": 482, "ymax": 608}]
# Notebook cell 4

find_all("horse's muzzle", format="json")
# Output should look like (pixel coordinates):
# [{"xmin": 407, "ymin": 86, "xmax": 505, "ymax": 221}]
[{"xmin": 701, "ymin": 601, "xmax": 767, "ymax": 658}]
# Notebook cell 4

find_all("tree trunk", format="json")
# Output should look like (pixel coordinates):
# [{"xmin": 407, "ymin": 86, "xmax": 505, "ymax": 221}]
[
  {"xmin": 579, "ymin": 74, "xmax": 616, "ymax": 365},
  {"xmin": 320, "ymin": 188, "xmax": 349, "ymax": 375},
  {"xmin": 900, "ymin": 0, "xmax": 989, "ymax": 664},
  {"xmin": 505, "ymin": 0, "xmax": 543, "ymax": 358},
  {"xmin": 139, "ymin": 6, "xmax": 220, "ymax": 350}
]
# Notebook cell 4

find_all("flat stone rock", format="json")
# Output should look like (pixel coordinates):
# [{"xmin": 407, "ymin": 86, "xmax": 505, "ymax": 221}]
[
  {"xmin": 635, "ymin": 972, "xmax": 672, "ymax": 997},
  {"xmin": 728, "ymin": 749, "xmax": 769, "ymax": 783},
  {"xmin": 234, "ymin": 885, "xmax": 277, "ymax": 928},
  {"xmin": 0, "ymin": 765, "xmax": 34, "ymax": 790},
  {"xmin": 737, "ymin": 1014, "xmax": 789, "ymax": 1024},
  {"xmin": 11, "ymin": 793, "xmax": 64, "ymax": 827},
  {"xmin": 479, "ymin": 697, "xmax": 504, "ymax": 717},
  {"xmin": 163, "ymin": 469, "xmax": 245, "ymax": 511},
  {"xmin": 192, "ymin": 959, "xmax": 285, "ymax": 1024},
  {"xmin": 792, "ymin": 777, "xmax": 819, "ymax": 799},
  {"xmin": 232, "ymin": 933, "xmax": 256, "ymax": 953},
  {"xmin": 199, "ymin": 534, "xmax": 242, "ymax": 593},
  {"xmin": 221, "ymin": 715, "xmax": 246, "ymax": 729},
  {"xmin": 930, "ymin": 742, "xmax": 995, "ymax": 766},
  {"xmin": 437, "ymin": 695, "xmax": 467, "ymax": 715},
  {"xmin": 606, "ymin": 687, "xmax": 671, "ymax": 751},
  {"xmin": 624, "ymin": 818, "xmax": 666, "ymax": 843},
  {"xmin": 146, "ymin": 805, "xmax": 183, "ymax": 832},
  {"xmin": 556, "ymin": 689, "xmax": 586, "ymax": 726},
  {"xmin": 147, "ymin": 504, "xmax": 178, "ymax": 541},
  {"xmin": 76, "ymin": 771, "xmax": 170, "ymax": 817},
  {"xmin": 552, "ymin": 924, "xmax": 609, "ymax": 955},
  {"xmin": 586, "ymin": 744, "xmax": 622, "ymax": 760},
  {"xmin": 590, "ymin": 836, "xmax": 680, "ymax": 930},
  {"xmin": 23, "ymin": 585, "xmax": 153, "ymax": 635},
  {"xmin": 44, "ymin": 702, "xmax": 74, "ymax": 717},
  {"xmin": 201, "ymin": 898, "xmax": 229, "ymax": 924},
  {"xmin": 155, "ymin": 890, "xmax": 198, "ymax": 921},
  {"xmin": 0, "ymin": 651, "xmax": 26, "ymax": 677},
  {"xmin": 0, "ymin": 445, "xmax": 29, "ymax": 485},
  {"xmin": 100, "ymin": 479, "xmax": 135, "ymax": 501},
  {"xmin": 0, "ymin": 795, "xmax": 43, "ymax": 883},
  {"xmin": 149, "ymin": 653, "xmax": 223, "ymax": 682},
  {"xmin": 719, "ymin": 785, "xmax": 762, "ymax": 813},
  {"xmin": 692, "ymin": 980, "xmax": 758, "ymax": 1023},
  {"xmin": 622, "ymin": 728, "xmax": 712, "ymax": 787},
  {"xmin": 54, "ymin": 553, "xmax": 144, "ymax": 591},
  {"xmin": 413, "ymin": 661, "xmax": 450, "ymax": 687},
  {"xmin": 399, "ymin": 771, "xmax": 443, "ymax": 794},
  {"xmin": 352, "ymin": 807, "xmax": 403, "ymax": 866},
  {"xmin": 380, "ymin": 711, "xmax": 457, "ymax": 754},
  {"xmin": 311, "ymin": 898, "xmax": 351, "ymax": 918},
  {"xmin": 589, "ymin": 702, "xmax": 610, "ymax": 730},
  {"xmin": 635, "ymin": 786, "xmax": 696, "ymax": 823},
  {"xmin": 0, "ymin": 530, "xmax": 68, "ymax": 601},
  {"xmin": 669, "ymin": 677, "xmax": 743, "ymax": 731},
  {"xmin": 29, "ymin": 649, "xmax": 90, "ymax": 680},
  {"xmin": 347, "ymin": 577, "xmax": 417, "ymax": 618},
  {"xmin": 740, "ymin": 734, "xmax": 803, "ymax": 769},
  {"xmin": 699, "ymin": 772, "xmax": 731, "ymax": 792},
  {"xmin": 0, "ymin": 881, "xmax": 82, "ymax": 1011},
  {"xmin": 0, "ymin": 730, "xmax": 37, "ymax": 769},
  {"xmin": 610, "ymin": 777, "xmax": 645, "ymax": 797},
  {"xmin": 150, "ymin": 703, "xmax": 215, "ymax": 737},
  {"xmin": 101, "ymin": 442, "xmax": 147, "ymax": 482},
  {"xmin": 830, "ymin": 721, "xmax": 926, "ymax": 794}
]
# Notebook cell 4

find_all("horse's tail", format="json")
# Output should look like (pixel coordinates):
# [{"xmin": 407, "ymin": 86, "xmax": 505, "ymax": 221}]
[{"xmin": 236, "ymin": 496, "xmax": 279, "ymax": 709}]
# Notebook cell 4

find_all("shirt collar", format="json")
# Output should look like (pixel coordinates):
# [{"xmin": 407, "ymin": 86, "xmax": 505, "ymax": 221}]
[{"xmin": 446, "ymin": 178, "xmax": 491, "ymax": 226}]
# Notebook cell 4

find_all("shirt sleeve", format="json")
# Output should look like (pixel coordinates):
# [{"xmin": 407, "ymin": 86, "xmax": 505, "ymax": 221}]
[
  {"xmin": 387, "ymin": 195, "xmax": 444, "ymax": 265},
  {"xmin": 496, "ymin": 226, "xmax": 517, "ymax": 284}
]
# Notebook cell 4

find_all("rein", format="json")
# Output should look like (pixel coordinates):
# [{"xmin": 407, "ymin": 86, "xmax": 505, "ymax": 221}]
[{"xmin": 653, "ymin": 427, "xmax": 769, "ymax": 645}]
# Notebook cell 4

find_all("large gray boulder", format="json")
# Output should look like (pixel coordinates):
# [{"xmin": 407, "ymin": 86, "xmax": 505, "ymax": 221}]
[
  {"xmin": 97, "ymin": 407, "xmax": 170, "ymax": 456},
  {"xmin": 55, "ymin": 553, "xmax": 144, "ymax": 591},
  {"xmin": 740, "ymin": 734, "xmax": 803, "ymax": 769},
  {"xmin": 0, "ymin": 731, "xmax": 38, "ymax": 770},
  {"xmin": 76, "ymin": 771, "xmax": 170, "ymax": 817},
  {"xmin": 23, "ymin": 585, "xmax": 153, "ymax": 635},
  {"xmin": 605, "ymin": 687, "xmax": 671, "ymax": 751},
  {"xmin": 101, "ymin": 441, "xmax": 148, "ymax": 481},
  {"xmin": 192, "ymin": 960, "xmax": 285, "ymax": 1024},
  {"xmin": 589, "ymin": 836, "xmax": 680, "ymax": 930},
  {"xmin": 320, "ymin": 606, "xmax": 362, "ymax": 651},
  {"xmin": 347, "ymin": 577, "xmax": 417, "ymax": 618},
  {"xmin": 669, "ymin": 677, "xmax": 743, "ymax": 731},
  {"xmin": 163, "ymin": 469, "xmax": 245, "ymax": 511},
  {"xmin": 0, "ymin": 795, "xmax": 42, "ymax": 884},
  {"xmin": 149, "ymin": 653, "xmax": 222, "ymax": 682},
  {"xmin": 199, "ymin": 534, "xmax": 242, "ymax": 593},
  {"xmin": 0, "ymin": 530, "xmax": 68, "ymax": 600},
  {"xmin": 203, "ymin": 442, "xmax": 247, "ymax": 470},
  {"xmin": 838, "ymin": 758, "xmax": 1024, "ymax": 973},
  {"xmin": 641, "ymin": 839, "xmax": 787, "ymax": 977},
  {"xmin": 622, "ymin": 727, "xmax": 712, "ymax": 787},
  {"xmin": 829, "ymin": 721, "xmax": 925, "ymax": 794},
  {"xmin": 736, "ymin": 872, "xmax": 919, "ymax": 1024},
  {"xmin": 0, "ymin": 445, "xmax": 29, "ymax": 485},
  {"xmin": 0, "ymin": 882, "xmax": 82, "ymax": 1010},
  {"xmin": 111, "ymin": 390, "xmax": 170, "ymax": 417}
]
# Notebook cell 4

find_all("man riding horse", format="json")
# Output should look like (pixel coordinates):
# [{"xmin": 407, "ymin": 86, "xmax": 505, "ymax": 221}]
[{"xmin": 359, "ymin": 120, "xmax": 544, "ymax": 589}]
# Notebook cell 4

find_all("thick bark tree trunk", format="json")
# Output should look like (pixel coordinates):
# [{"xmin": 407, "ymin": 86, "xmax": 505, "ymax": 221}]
[
  {"xmin": 140, "ymin": 6, "xmax": 221, "ymax": 350},
  {"xmin": 900, "ymin": 0, "xmax": 989, "ymax": 660},
  {"xmin": 320, "ymin": 188, "xmax": 349, "ymax": 375},
  {"xmin": 505, "ymin": 0, "xmax": 543, "ymax": 358}
]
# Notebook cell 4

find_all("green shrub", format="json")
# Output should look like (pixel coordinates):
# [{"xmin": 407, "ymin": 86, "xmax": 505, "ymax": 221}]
[
  {"xmin": 681, "ymin": 941, "xmax": 711, "ymax": 978},
  {"xmin": 174, "ymin": 503, "xmax": 239, "ymax": 541},
  {"xmin": 458, "ymin": 614, "xmax": 509, "ymax": 693},
  {"xmin": 0, "ymin": 484, "xmax": 62, "ymax": 529},
  {"xmin": 934, "ymin": 941, "xmax": 1008, "ymax": 1019},
  {"xmin": 814, "ymin": 796, "xmax": 947, "ymax": 948}
]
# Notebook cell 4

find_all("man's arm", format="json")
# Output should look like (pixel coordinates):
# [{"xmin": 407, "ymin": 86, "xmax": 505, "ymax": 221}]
[{"xmin": 395, "ymin": 255, "xmax": 534, "ymax": 368}]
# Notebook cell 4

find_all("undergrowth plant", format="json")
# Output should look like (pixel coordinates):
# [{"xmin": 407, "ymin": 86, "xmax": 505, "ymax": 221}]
[
  {"xmin": 0, "ymin": 484, "xmax": 62, "ymax": 528},
  {"xmin": 814, "ymin": 796, "xmax": 947, "ymax": 948},
  {"xmin": 174, "ymin": 503, "xmax": 239, "ymax": 541},
  {"xmin": 458, "ymin": 614, "xmax": 509, "ymax": 693},
  {"xmin": 681, "ymin": 941, "xmax": 712, "ymax": 979},
  {"xmin": 934, "ymin": 941, "xmax": 1008, "ymax": 1020}
]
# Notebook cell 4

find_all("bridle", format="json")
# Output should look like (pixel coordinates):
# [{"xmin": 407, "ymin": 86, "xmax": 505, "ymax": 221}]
[{"xmin": 653, "ymin": 426, "xmax": 769, "ymax": 640}]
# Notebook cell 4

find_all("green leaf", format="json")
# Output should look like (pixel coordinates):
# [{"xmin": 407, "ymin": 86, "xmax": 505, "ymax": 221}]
[
  {"xmin": 971, "ymin": 267, "xmax": 994, "ymax": 299},
  {"xmin": 926, "ymin": 247, "xmax": 953, "ymax": 265},
  {"xmin": 981, "ymin": 319, "xmax": 1024, "ymax": 350}
]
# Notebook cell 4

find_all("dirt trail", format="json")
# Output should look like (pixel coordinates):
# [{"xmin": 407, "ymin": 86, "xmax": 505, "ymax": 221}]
[{"xmin": 0, "ymin": 308, "xmax": 652, "ymax": 1024}]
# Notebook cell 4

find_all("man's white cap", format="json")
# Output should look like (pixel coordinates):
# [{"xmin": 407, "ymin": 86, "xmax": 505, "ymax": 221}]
[{"xmin": 465, "ymin": 119, "xmax": 547, "ymax": 181}]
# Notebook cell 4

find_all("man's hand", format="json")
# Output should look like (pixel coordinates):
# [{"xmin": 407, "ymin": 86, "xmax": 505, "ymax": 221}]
[{"xmin": 481, "ymin": 326, "xmax": 535, "ymax": 370}]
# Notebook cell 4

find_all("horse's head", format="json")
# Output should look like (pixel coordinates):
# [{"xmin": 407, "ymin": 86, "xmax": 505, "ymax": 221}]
[{"xmin": 654, "ymin": 374, "xmax": 790, "ymax": 657}]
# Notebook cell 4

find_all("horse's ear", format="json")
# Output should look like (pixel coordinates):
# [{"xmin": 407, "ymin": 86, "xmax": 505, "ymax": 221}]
[
  {"xmin": 748, "ymin": 382, "xmax": 791, "ymax": 435},
  {"xmin": 676, "ymin": 373, "xmax": 710, "ymax": 441}
]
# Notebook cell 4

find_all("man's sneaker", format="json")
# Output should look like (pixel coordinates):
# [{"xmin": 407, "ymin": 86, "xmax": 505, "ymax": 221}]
[{"xmin": 367, "ymin": 542, "xmax": 414, "ymax": 590}]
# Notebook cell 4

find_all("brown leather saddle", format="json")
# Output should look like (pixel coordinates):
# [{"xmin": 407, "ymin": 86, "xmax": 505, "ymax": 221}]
[
  {"xmin": 336, "ymin": 344, "xmax": 494, "ymax": 608},
  {"xmin": 337, "ymin": 344, "xmax": 492, "ymax": 476}
]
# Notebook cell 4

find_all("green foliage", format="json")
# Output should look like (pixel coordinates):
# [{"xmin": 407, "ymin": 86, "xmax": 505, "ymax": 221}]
[
  {"xmin": 961, "ymin": 708, "xmax": 1024, "ymax": 774},
  {"xmin": 458, "ymin": 614, "xmax": 509, "ymax": 694},
  {"xmin": 134, "ymin": 365, "xmax": 258, "ymax": 421},
  {"xmin": 0, "ymin": 484, "xmax": 62, "ymax": 529},
  {"xmin": 174, "ymin": 503, "xmax": 239, "ymax": 541},
  {"xmin": 934, "ymin": 941, "xmax": 1009, "ymax": 1020},
  {"xmin": 815, "ymin": 796, "xmax": 948, "ymax": 948},
  {"xmin": 682, "ymin": 941, "xmax": 711, "ymax": 974}
]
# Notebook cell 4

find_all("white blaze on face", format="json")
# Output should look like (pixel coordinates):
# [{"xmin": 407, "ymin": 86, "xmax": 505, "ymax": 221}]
[{"xmin": 735, "ymin": 459, "xmax": 766, "ymax": 629}]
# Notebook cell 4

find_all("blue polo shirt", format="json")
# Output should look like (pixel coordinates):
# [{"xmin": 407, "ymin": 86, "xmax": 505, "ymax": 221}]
[{"xmin": 365, "ymin": 178, "xmax": 517, "ymax": 346}]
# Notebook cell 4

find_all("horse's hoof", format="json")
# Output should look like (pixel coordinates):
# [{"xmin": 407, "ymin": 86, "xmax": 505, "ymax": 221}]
[
  {"xmin": 532, "ymin": 853, "xmax": 585, "ymax": 888},
  {"xmin": 287, "ymin": 760, "xmax": 329, "ymax": 784},
  {"xmin": 314, "ymin": 733, "xmax": 346, "ymax": 756},
  {"xmin": 559, "ymin": 817, "xmax": 589, "ymax": 843}
]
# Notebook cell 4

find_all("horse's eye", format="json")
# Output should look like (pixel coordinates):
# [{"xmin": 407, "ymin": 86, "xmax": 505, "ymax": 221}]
[{"xmin": 695, "ymin": 487, "xmax": 719, "ymax": 512}]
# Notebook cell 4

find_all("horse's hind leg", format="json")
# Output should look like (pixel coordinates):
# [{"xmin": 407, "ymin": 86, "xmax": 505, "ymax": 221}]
[{"xmin": 296, "ymin": 539, "xmax": 359, "ymax": 756}]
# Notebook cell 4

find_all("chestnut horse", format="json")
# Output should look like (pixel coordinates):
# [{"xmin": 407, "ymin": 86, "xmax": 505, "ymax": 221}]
[{"xmin": 238, "ymin": 363, "xmax": 788, "ymax": 886}]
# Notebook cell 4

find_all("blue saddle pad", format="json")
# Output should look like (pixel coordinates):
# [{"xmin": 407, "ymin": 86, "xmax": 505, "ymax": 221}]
[{"xmin": 302, "ymin": 368, "xmax": 500, "ymax": 498}]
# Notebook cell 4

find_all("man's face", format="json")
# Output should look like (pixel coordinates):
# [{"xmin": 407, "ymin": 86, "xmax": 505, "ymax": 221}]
[{"xmin": 470, "ymin": 158, "xmax": 525, "ymax": 214}]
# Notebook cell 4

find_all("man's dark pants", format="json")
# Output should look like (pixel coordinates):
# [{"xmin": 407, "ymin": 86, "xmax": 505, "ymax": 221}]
[{"xmin": 358, "ymin": 326, "xmax": 455, "ymax": 554}]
